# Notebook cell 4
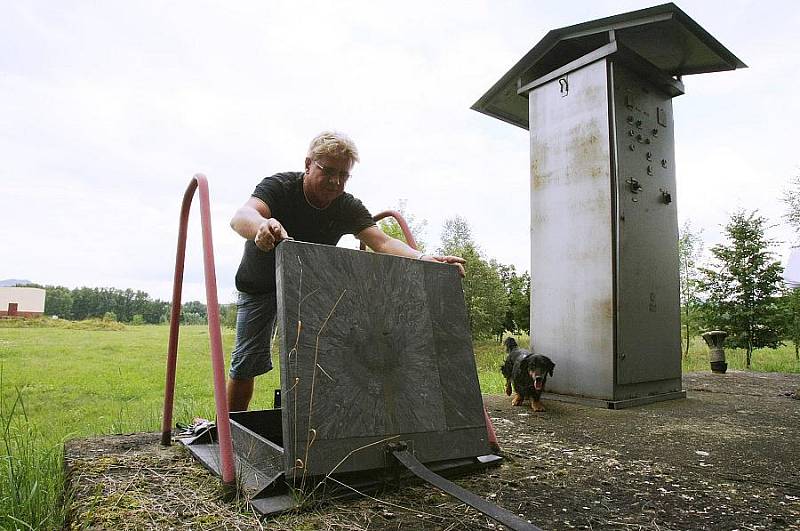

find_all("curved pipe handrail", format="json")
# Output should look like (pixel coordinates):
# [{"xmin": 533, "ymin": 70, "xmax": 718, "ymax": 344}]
[
  {"xmin": 160, "ymin": 174, "xmax": 235, "ymax": 486},
  {"xmin": 359, "ymin": 210, "xmax": 419, "ymax": 251}
]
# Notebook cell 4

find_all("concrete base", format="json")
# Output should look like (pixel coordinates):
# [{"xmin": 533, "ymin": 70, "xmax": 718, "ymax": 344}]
[{"xmin": 542, "ymin": 390, "xmax": 687, "ymax": 410}]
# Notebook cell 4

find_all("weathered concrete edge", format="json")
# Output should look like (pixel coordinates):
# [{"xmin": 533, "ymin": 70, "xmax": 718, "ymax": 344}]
[{"xmin": 541, "ymin": 390, "xmax": 687, "ymax": 409}]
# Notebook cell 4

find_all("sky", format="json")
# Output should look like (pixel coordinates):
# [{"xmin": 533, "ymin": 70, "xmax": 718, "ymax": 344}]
[{"xmin": 1, "ymin": 0, "xmax": 798, "ymax": 303}]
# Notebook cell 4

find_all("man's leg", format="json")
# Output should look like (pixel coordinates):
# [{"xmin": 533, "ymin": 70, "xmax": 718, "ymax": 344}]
[
  {"xmin": 228, "ymin": 292, "xmax": 277, "ymax": 411},
  {"xmin": 227, "ymin": 377, "xmax": 255, "ymax": 412}
]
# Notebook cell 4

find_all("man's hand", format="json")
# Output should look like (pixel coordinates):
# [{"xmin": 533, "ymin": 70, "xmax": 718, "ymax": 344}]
[
  {"xmin": 421, "ymin": 254, "xmax": 467, "ymax": 278},
  {"xmin": 254, "ymin": 218, "xmax": 289, "ymax": 252}
]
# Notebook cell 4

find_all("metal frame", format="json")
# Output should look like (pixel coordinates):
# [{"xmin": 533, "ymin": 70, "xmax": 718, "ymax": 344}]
[{"xmin": 472, "ymin": 3, "xmax": 746, "ymax": 406}]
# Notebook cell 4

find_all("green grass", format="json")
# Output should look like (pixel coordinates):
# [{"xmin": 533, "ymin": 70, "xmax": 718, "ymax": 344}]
[
  {"xmin": 0, "ymin": 322, "xmax": 798, "ymax": 529},
  {"xmin": 0, "ymin": 323, "xmax": 280, "ymax": 441},
  {"xmin": 0, "ymin": 316, "xmax": 126, "ymax": 331},
  {"xmin": 0, "ymin": 322, "xmax": 279, "ymax": 529},
  {"xmin": 1, "ymin": 388, "xmax": 67, "ymax": 530}
]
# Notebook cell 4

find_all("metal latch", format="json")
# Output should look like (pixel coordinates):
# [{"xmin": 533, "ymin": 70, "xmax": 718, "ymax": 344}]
[
  {"xmin": 626, "ymin": 177, "xmax": 642, "ymax": 193},
  {"xmin": 657, "ymin": 107, "xmax": 667, "ymax": 127}
]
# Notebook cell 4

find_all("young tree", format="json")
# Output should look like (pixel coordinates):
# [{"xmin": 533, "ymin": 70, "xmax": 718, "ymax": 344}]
[
  {"xmin": 70, "ymin": 287, "xmax": 100, "ymax": 320},
  {"xmin": 439, "ymin": 216, "xmax": 508, "ymax": 339},
  {"xmin": 181, "ymin": 300, "xmax": 208, "ymax": 324},
  {"xmin": 439, "ymin": 216, "xmax": 473, "ymax": 254},
  {"xmin": 494, "ymin": 263, "xmax": 531, "ymax": 339},
  {"xmin": 512, "ymin": 271, "xmax": 531, "ymax": 335},
  {"xmin": 377, "ymin": 199, "xmax": 428, "ymax": 252},
  {"xmin": 219, "ymin": 302, "xmax": 239, "ymax": 329},
  {"xmin": 142, "ymin": 299, "xmax": 169, "ymax": 324},
  {"xmin": 782, "ymin": 175, "xmax": 800, "ymax": 246},
  {"xmin": 678, "ymin": 220, "xmax": 704, "ymax": 357},
  {"xmin": 699, "ymin": 210, "xmax": 785, "ymax": 367}
]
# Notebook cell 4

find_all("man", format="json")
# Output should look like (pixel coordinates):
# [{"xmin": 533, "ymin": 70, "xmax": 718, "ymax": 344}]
[{"xmin": 228, "ymin": 131, "xmax": 466, "ymax": 411}]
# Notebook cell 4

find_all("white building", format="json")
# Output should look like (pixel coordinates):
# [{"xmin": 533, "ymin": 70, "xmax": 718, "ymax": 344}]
[{"xmin": 0, "ymin": 287, "xmax": 46, "ymax": 317}]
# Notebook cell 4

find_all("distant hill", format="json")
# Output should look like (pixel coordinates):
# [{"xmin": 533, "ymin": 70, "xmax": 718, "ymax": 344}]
[{"xmin": 0, "ymin": 279, "xmax": 33, "ymax": 287}]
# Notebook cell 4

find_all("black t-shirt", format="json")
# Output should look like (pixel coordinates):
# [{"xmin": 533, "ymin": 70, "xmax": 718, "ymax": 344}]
[{"xmin": 234, "ymin": 172, "xmax": 376, "ymax": 294}]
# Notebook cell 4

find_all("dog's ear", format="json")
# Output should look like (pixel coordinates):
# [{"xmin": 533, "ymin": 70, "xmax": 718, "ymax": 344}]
[{"xmin": 547, "ymin": 359, "xmax": 555, "ymax": 377}]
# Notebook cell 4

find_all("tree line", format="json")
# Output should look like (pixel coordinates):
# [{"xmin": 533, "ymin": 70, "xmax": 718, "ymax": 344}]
[
  {"xmin": 21, "ymin": 218, "xmax": 529, "ymax": 338},
  {"xmin": 17, "ymin": 283, "xmax": 220, "ymax": 326}
]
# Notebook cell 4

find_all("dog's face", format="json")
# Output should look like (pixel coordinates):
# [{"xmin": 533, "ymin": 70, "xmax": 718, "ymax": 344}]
[{"xmin": 523, "ymin": 355, "xmax": 555, "ymax": 391}]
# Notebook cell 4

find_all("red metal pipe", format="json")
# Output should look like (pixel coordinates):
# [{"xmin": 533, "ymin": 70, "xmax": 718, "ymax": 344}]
[
  {"xmin": 160, "ymin": 174, "xmax": 236, "ymax": 486},
  {"xmin": 160, "ymin": 181, "xmax": 194, "ymax": 446},
  {"xmin": 359, "ymin": 210, "xmax": 418, "ymax": 251}
]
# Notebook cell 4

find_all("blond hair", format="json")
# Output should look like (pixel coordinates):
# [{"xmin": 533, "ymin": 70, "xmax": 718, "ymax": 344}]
[{"xmin": 307, "ymin": 131, "xmax": 360, "ymax": 164}]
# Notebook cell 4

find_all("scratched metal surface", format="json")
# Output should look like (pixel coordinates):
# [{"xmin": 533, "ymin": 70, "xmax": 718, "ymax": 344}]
[
  {"xmin": 275, "ymin": 241, "xmax": 488, "ymax": 478},
  {"xmin": 528, "ymin": 58, "xmax": 616, "ymax": 399}
]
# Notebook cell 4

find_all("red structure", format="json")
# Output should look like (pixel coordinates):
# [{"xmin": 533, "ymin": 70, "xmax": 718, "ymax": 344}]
[{"xmin": 161, "ymin": 174, "xmax": 236, "ymax": 485}]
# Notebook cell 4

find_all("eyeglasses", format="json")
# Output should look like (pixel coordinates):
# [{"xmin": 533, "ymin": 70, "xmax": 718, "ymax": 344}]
[{"xmin": 314, "ymin": 160, "xmax": 351, "ymax": 182}]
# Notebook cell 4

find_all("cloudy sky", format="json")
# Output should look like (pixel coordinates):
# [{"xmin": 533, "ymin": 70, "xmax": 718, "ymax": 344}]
[{"xmin": 2, "ymin": 0, "xmax": 798, "ymax": 303}]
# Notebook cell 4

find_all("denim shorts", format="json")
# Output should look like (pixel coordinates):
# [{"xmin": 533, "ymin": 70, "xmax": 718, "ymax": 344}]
[{"xmin": 229, "ymin": 292, "xmax": 277, "ymax": 379}]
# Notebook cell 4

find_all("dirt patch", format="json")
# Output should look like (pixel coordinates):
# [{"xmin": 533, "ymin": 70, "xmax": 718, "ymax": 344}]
[{"xmin": 66, "ymin": 372, "xmax": 800, "ymax": 530}]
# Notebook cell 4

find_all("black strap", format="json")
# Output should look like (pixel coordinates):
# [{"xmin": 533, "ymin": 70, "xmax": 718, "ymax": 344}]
[{"xmin": 391, "ymin": 449, "xmax": 543, "ymax": 531}]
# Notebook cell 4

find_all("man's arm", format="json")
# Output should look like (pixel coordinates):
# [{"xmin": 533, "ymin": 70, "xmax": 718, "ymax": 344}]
[
  {"xmin": 356, "ymin": 225, "xmax": 466, "ymax": 277},
  {"xmin": 230, "ymin": 197, "xmax": 289, "ymax": 252}
]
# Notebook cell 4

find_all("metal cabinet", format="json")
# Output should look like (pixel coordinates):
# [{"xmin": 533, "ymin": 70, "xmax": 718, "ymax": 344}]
[{"xmin": 473, "ymin": 3, "xmax": 745, "ymax": 406}]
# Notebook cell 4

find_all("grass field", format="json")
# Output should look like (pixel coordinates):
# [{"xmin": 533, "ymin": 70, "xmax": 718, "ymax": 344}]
[
  {"xmin": 0, "ymin": 321, "xmax": 276, "ymax": 530},
  {"xmin": 1, "ymin": 320, "xmax": 798, "ymax": 528}
]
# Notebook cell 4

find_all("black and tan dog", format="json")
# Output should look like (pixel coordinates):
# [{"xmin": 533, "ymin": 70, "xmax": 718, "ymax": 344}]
[{"xmin": 501, "ymin": 337, "xmax": 555, "ymax": 412}]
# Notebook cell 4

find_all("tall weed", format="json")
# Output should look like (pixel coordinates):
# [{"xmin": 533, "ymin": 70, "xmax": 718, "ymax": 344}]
[{"xmin": 0, "ymin": 383, "xmax": 67, "ymax": 530}]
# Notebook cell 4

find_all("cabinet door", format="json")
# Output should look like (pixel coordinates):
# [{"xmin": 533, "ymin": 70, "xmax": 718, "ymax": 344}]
[{"xmin": 612, "ymin": 62, "xmax": 681, "ymax": 386}]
